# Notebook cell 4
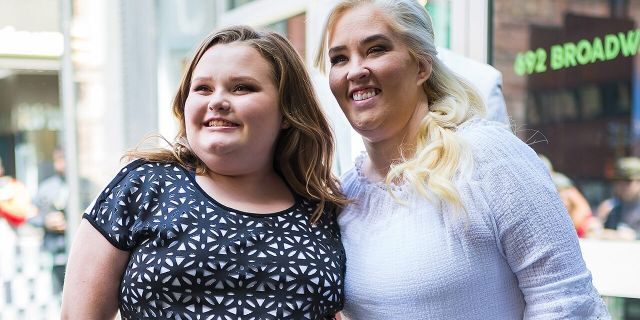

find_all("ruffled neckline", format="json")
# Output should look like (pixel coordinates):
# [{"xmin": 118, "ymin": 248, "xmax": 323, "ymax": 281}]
[
  {"xmin": 350, "ymin": 117, "xmax": 488, "ymax": 194},
  {"xmin": 353, "ymin": 152, "xmax": 407, "ymax": 193}
]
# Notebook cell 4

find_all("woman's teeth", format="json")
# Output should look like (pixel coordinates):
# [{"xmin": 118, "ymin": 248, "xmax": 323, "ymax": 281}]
[{"xmin": 353, "ymin": 89, "xmax": 378, "ymax": 101}]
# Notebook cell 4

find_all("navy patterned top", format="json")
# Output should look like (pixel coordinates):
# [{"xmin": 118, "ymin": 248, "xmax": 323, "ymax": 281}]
[{"xmin": 83, "ymin": 160, "xmax": 345, "ymax": 320}]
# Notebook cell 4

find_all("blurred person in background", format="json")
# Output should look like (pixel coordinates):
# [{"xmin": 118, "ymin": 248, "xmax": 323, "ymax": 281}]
[
  {"xmin": 62, "ymin": 26, "xmax": 347, "ymax": 319},
  {"xmin": 0, "ymin": 156, "xmax": 35, "ymax": 228},
  {"xmin": 315, "ymin": 0, "xmax": 609, "ymax": 318},
  {"xmin": 30, "ymin": 147, "xmax": 71, "ymax": 294},
  {"xmin": 596, "ymin": 157, "xmax": 640, "ymax": 240},
  {"xmin": 538, "ymin": 154, "xmax": 595, "ymax": 237}
]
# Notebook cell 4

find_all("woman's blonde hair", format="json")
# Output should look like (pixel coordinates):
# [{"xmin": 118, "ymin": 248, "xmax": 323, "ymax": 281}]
[
  {"xmin": 128, "ymin": 26, "xmax": 348, "ymax": 222},
  {"xmin": 315, "ymin": 0, "xmax": 486, "ymax": 209}
]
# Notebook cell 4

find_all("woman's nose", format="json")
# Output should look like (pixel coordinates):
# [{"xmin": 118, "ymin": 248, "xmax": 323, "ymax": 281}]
[{"xmin": 346, "ymin": 62, "xmax": 371, "ymax": 81}]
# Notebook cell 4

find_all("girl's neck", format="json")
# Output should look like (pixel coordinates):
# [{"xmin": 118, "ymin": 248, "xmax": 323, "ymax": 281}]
[{"xmin": 196, "ymin": 168, "xmax": 294, "ymax": 213}]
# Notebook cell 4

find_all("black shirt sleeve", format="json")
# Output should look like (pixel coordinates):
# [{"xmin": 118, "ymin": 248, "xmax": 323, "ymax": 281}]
[{"xmin": 83, "ymin": 159, "xmax": 149, "ymax": 250}]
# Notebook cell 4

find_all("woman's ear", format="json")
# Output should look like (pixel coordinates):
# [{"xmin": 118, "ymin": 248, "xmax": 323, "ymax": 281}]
[
  {"xmin": 417, "ymin": 56, "xmax": 432, "ymax": 86},
  {"xmin": 281, "ymin": 119, "xmax": 291, "ymax": 129}
]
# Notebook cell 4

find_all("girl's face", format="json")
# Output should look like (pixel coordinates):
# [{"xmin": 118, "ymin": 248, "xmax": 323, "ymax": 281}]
[
  {"xmin": 184, "ymin": 43, "xmax": 284, "ymax": 175},
  {"xmin": 327, "ymin": 4, "xmax": 431, "ymax": 144}
]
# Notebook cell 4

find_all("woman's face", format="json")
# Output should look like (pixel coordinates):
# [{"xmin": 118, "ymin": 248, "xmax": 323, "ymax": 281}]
[
  {"xmin": 184, "ymin": 43, "xmax": 284, "ymax": 175},
  {"xmin": 327, "ymin": 4, "xmax": 430, "ymax": 143}
]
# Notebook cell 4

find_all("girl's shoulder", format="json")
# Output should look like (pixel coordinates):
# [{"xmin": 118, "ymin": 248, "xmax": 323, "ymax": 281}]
[{"xmin": 117, "ymin": 159, "xmax": 188, "ymax": 179}]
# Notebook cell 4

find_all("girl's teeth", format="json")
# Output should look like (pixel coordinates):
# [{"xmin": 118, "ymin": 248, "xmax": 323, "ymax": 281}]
[{"xmin": 208, "ymin": 120, "xmax": 236, "ymax": 127}]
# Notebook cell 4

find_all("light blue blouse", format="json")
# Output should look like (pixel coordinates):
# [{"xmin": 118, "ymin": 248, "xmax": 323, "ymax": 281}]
[{"xmin": 339, "ymin": 119, "xmax": 610, "ymax": 319}]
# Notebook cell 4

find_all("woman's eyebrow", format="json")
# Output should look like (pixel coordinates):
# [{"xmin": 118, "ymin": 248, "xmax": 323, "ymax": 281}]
[
  {"xmin": 361, "ymin": 34, "xmax": 391, "ymax": 45},
  {"xmin": 329, "ymin": 34, "xmax": 392, "ymax": 55}
]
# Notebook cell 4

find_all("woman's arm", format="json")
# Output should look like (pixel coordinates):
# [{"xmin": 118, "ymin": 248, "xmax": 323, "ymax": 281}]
[
  {"xmin": 467, "ymin": 124, "xmax": 609, "ymax": 318},
  {"xmin": 61, "ymin": 219, "xmax": 129, "ymax": 319}
]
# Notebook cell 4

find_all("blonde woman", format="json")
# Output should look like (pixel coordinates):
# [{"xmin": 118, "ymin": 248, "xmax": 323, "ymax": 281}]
[
  {"xmin": 62, "ymin": 26, "xmax": 347, "ymax": 320},
  {"xmin": 316, "ymin": 0, "xmax": 609, "ymax": 319}
]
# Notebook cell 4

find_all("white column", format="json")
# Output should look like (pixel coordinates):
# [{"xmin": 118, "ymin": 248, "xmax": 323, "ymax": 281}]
[{"xmin": 450, "ymin": 0, "xmax": 490, "ymax": 63}]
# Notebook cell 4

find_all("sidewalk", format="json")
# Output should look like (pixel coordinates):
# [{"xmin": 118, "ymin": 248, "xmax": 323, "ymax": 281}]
[{"xmin": 0, "ymin": 220, "xmax": 61, "ymax": 320}]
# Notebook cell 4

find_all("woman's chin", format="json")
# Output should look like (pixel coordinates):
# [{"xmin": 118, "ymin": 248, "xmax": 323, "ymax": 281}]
[{"xmin": 350, "ymin": 119, "xmax": 380, "ymax": 136}]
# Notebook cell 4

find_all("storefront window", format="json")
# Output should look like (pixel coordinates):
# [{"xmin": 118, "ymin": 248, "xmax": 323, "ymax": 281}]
[
  {"xmin": 493, "ymin": 0, "xmax": 640, "ymax": 315},
  {"xmin": 493, "ymin": 0, "xmax": 640, "ymax": 220}
]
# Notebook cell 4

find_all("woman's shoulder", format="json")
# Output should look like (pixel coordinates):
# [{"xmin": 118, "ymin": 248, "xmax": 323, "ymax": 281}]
[
  {"xmin": 339, "ymin": 153, "xmax": 362, "ymax": 180},
  {"xmin": 458, "ymin": 118, "xmax": 535, "ymax": 162},
  {"xmin": 457, "ymin": 117, "xmax": 514, "ymax": 146},
  {"xmin": 339, "ymin": 153, "xmax": 374, "ymax": 195},
  {"xmin": 456, "ymin": 118, "xmax": 548, "ymax": 181}
]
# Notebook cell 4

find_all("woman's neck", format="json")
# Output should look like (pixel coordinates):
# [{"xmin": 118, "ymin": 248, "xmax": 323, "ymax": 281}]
[{"xmin": 363, "ymin": 101, "xmax": 428, "ymax": 182}]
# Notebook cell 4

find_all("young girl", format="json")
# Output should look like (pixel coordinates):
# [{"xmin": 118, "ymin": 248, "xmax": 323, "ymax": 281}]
[{"xmin": 62, "ymin": 26, "xmax": 347, "ymax": 320}]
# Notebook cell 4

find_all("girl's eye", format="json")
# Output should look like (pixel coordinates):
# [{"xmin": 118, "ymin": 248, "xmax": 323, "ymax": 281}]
[
  {"xmin": 233, "ymin": 84, "xmax": 253, "ymax": 92},
  {"xmin": 194, "ymin": 85, "xmax": 211, "ymax": 92},
  {"xmin": 329, "ymin": 55, "xmax": 347, "ymax": 66}
]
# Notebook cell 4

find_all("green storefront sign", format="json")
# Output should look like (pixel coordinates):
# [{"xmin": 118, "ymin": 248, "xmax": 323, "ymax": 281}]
[{"xmin": 514, "ymin": 28, "xmax": 640, "ymax": 76}]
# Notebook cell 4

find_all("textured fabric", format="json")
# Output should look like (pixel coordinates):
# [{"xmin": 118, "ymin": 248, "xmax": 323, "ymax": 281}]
[
  {"xmin": 339, "ymin": 118, "xmax": 610, "ymax": 319},
  {"xmin": 84, "ymin": 160, "xmax": 344, "ymax": 320}
]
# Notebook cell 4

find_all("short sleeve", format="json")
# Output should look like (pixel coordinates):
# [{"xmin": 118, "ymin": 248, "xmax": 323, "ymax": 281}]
[
  {"xmin": 83, "ymin": 159, "xmax": 149, "ymax": 251},
  {"xmin": 464, "ymin": 122, "xmax": 610, "ymax": 319}
]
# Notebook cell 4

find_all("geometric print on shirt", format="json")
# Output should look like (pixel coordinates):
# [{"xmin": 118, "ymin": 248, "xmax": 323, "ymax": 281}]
[{"xmin": 84, "ymin": 160, "xmax": 345, "ymax": 320}]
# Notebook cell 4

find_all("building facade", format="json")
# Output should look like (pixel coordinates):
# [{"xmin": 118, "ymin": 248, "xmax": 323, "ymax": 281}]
[{"xmin": 1, "ymin": 0, "xmax": 639, "ymax": 318}]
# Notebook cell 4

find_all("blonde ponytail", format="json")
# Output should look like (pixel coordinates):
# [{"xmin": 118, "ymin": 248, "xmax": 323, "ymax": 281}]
[{"xmin": 386, "ymin": 59, "xmax": 485, "ymax": 209}]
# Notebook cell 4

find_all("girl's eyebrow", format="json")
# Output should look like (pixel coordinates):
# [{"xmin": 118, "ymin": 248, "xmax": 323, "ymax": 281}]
[
  {"xmin": 191, "ymin": 75, "xmax": 259, "ymax": 83},
  {"xmin": 191, "ymin": 76, "xmax": 212, "ymax": 82},
  {"xmin": 228, "ymin": 76, "xmax": 259, "ymax": 83}
]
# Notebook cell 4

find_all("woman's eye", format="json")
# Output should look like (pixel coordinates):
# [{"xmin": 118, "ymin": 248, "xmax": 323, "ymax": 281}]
[
  {"xmin": 368, "ymin": 46, "xmax": 387, "ymax": 55},
  {"xmin": 329, "ymin": 55, "xmax": 347, "ymax": 66}
]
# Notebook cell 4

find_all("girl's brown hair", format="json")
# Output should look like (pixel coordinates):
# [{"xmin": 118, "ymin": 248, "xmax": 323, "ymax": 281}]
[{"xmin": 128, "ymin": 26, "xmax": 347, "ymax": 222}]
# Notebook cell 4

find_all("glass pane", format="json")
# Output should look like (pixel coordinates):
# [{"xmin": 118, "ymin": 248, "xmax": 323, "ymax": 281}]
[
  {"xmin": 426, "ymin": 0, "xmax": 452, "ymax": 48},
  {"xmin": 227, "ymin": 0, "xmax": 256, "ymax": 10},
  {"xmin": 492, "ymin": 0, "xmax": 640, "ymax": 311}
]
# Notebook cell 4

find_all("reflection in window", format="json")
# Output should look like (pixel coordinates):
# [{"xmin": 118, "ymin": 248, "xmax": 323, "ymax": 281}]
[
  {"xmin": 227, "ymin": 0, "xmax": 255, "ymax": 10},
  {"xmin": 526, "ymin": 93, "xmax": 540, "ymax": 125},
  {"xmin": 558, "ymin": 90, "xmax": 578, "ymax": 120},
  {"xmin": 619, "ymin": 82, "xmax": 631, "ymax": 114},
  {"xmin": 580, "ymin": 85, "xmax": 602, "ymax": 119},
  {"xmin": 493, "ymin": 0, "xmax": 640, "ymax": 312}
]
